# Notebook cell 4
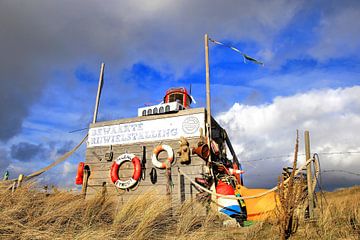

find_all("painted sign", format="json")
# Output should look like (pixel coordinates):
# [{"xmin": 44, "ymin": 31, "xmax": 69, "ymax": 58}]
[{"xmin": 87, "ymin": 113, "xmax": 205, "ymax": 147}]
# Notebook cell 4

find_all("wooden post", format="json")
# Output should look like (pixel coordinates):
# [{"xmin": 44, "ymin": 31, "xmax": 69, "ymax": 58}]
[
  {"xmin": 16, "ymin": 174, "xmax": 24, "ymax": 188},
  {"xmin": 204, "ymin": 34, "xmax": 212, "ymax": 163},
  {"xmin": 82, "ymin": 168, "xmax": 89, "ymax": 198},
  {"xmin": 92, "ymin": 63, "xmax": 105, "ymax": 124},
  {"xmin": 11, "ymin": 181, "xmax": 16, "ymax": 193},
  {"xmin": 177, "ymin": 170, "xmax": 185, "ymax": 203},
  {"xmin": 305, "ymin": 130, "xmax": 315, "ymax": 219},
  {"xmin": 3, "ymin": 170, "xmax": 9, "ymax": 180}
]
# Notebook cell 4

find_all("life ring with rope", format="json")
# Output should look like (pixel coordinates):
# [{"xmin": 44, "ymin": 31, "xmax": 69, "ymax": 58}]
[
  {"xmin": 110, "ymin": 153, "xmax": 142, "ymax": 190},
  {"xmin": 152, "ymin": 144, "xmax": 174, "ymax": 169}
]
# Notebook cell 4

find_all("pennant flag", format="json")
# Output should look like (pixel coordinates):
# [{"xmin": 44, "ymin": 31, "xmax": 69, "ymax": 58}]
[{"xmin": 209, "ymin": 37, "xmax": 264, "ymax": 66}]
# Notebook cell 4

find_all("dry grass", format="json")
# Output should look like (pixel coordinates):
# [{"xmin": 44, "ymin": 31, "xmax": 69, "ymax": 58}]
[{"xmin": 0, "ymin": 184, "xmax": 359, "ymax": 240}]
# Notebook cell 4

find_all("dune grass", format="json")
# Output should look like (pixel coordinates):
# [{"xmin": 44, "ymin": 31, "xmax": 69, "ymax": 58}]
[{"xmin": 0, "ymin": 184, "xmax": 359, "ymax": 239}]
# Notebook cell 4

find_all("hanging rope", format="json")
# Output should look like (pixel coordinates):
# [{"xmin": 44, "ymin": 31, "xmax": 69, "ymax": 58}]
[
  {"xmin": 4, "ymin": 134, "xmax": 88, "ymax": 188},
  {"xmin": 178, "ymin": 156, "xmax": 319, "ymax": 200}
]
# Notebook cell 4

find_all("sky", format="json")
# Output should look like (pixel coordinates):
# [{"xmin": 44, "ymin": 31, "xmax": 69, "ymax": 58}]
[{"xmin": 0, "ymin": 0, "xmax": 359, "ymax": 190}]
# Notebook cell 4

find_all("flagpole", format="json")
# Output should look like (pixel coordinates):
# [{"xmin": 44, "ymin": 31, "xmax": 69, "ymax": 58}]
[{"xmin": 204, "ymin": 34, "xmax": 212, "ymax": 161}]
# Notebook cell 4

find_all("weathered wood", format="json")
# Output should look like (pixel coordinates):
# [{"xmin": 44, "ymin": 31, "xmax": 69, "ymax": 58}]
[
  {"xmin": 92, "ymin": 63, "xmax": 105, "ymax": 124},
  {"xmin": 84, "ymin": 107, "xmax": 227, "ymax": 202},
  {"xmin": 305, "ymin": 131, "xmax": 315, "ymax": 219},
  {"xmin": 178, "ymin": 171, "xmax": 185, "ymax": 203},
  {"xmin": 204, "ymin": 34, "xmax": 211, "ymax": 139},
  {"xmin": 82, "ymin": 168, "xmax": 89, "ymax": 197}
]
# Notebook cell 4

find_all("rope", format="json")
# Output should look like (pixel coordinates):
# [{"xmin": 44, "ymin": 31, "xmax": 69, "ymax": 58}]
[
  {"xmin": 5, "ymin": 134, "xmax": 88, "ymax": 187},
  {"xmin": 242, "ymin": 151, "xmax": 360, "ymax": 163},
  {"xmin": 321, "ymin": 169, "xmax": 360, "ymax": 176},
  {"xmin": 178, "ymin": 157, "xmax": 317, "ymax": 200}
]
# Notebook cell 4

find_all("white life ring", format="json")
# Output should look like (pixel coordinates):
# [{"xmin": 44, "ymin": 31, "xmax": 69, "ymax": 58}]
[
  {"xmin": 110, "ymin": 153, "xmax": 142, "ymax": 190},
  {"xmin": 152, "ymin": 144, "xmax": 174, "ymax": 169}
]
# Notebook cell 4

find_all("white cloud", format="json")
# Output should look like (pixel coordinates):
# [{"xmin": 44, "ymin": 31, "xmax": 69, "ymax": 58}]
[{"xmin": 216, "ymin": 86, "xmax": 360, "ymax": 189}]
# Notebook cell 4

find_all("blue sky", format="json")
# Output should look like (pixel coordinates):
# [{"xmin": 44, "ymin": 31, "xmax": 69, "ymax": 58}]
[{"xmin": 0, "ymin": 0, "xmax": 359, "ymax": 189}]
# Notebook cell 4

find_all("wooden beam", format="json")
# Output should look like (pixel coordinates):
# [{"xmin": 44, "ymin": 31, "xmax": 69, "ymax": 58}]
[
  {"xmin": 92, "ymin": 63, "xmax": 105, "ymax": 124},
  {"xmin": 305, "ymin": 130, "xmax": 315, "ymax": 219},
  {"xmin": 204, "ymin": 34, "xmax": 212, "ymax": 165},
  {"xmin": 177, "ymin": 170, "xmax": 185, "ymax": 203}
]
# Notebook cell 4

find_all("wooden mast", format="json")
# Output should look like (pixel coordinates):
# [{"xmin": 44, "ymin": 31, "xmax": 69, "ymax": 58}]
[
  {"xmin": 92, "ymin": 63, "xmax": 105, "ymax": 124},
  {"xmin": 204, "ymin": 34, "xmax": 212, "ymax": 163}
]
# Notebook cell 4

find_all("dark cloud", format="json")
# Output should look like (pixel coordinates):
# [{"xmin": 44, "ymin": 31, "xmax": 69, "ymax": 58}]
[
  {"xmin": 55, "ymin": 141, "xmax": 75, "ymax": 155},
  {"xmin": 0, "ymin": 0, "xmax": 302, "ymax": 141},
  {"xmin": 0, "ymin": 1, "xmax": 358, "ymax": 143},
  {"xmin": 10, "ymin": 142, "xmax": 47, "ymax": 162},
  {"xmin": 0, "ymin": 147, "xmax": 10, "ymax": 173}
]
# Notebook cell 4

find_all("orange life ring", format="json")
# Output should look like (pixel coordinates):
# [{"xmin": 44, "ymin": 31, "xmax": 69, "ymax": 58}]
[
  {"xmin": 75, "ymin": 162, "xmax": 85, "ymax": 185},
  {"xmin": 152, "ymin": 144, "xmax": 174, "ymax": 169},
  {"xmin": 110, "ymin": 153, "xmax": 142, "ymax": 189}
]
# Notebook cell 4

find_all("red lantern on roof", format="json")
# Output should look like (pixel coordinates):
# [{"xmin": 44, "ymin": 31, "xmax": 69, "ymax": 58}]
[{"xmin": 164, "ymin": 87, "xmax": 192, "ymax": 109}]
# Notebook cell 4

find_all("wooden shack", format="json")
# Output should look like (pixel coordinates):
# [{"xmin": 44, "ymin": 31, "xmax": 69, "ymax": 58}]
[{"xmin": 83, "ymin": 107, "xmax": 239, "ymax": 202}]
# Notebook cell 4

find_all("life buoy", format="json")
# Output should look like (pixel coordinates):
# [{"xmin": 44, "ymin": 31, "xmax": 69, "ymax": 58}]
[
  {"xmin": 75, "ymin": 162, "xmax": 85, "ymax": 185},
  {"xmin": 152, "ymin": 144, "xmax": 174, "ymax": 169},
  {"xmin": 110, "ymin": 153, "xmax": 142, "ymax": 189}
]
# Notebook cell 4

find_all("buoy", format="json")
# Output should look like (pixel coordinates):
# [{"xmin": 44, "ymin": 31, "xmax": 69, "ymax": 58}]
[
  {"xmin": 152, "ymin": 144, "xmax": 174, "ymax": 169},
  {"xmin": 75, "ymin": 162, "xmax": 85, "ymax": 185},
  {"xmin": 216, "ymin": 180, "xmax": 245, "ymax": 221},
  {"xmin": 110, "ymin": 153, "xmax": 142, "ymax": 190}
]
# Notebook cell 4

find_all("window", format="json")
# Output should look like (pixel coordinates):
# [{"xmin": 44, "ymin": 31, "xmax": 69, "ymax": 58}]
[
  {"xmin": 168, "ymin": 93, "xmax": 184, "ymax": 105},
  {"xmin": 165, "ymin": 105, "xmax": 170, "ymax": 112},
  {"xmin": 185, "ymin": 96, "xmax": 191, "ymax": 107},
  {"xmin": 153, "ymin": 107, "xmax": 158, "ymax": 114},
  {"xmin": 142, "ymin": 110, "xmax": 146, "ymax": 116},
  {"xmin": 147, "ymin": 109, "xmax": 152, "ymax": 115},
  {"xmin": 159, "ymin": 106, "xmax": 164, "ymax": 113}
]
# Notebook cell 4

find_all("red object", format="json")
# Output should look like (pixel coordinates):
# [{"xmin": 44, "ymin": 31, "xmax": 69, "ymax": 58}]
[
  {"xmin": 75, "ymin": 162, "xmax": 85, "ymax": 185},
  {"xmin": 164, "ymin": 87, "xmax": 192, "ymax": 108},
  {"xmin": 216, "ymin": 180, "xmax": 235, "ymax": 198},
  {"xmin": 110, "ymin": 156, "xmax": 142, "ymax": 184}
]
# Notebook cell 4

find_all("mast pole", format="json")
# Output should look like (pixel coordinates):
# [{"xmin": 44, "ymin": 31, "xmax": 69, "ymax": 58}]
[
  {"xmin": 92, "ymin": 63, "xmax": 105, "ymax": 124},
  {"xmin": 204, "ymin": 34, "xmax": 212, "ymax": 154}
]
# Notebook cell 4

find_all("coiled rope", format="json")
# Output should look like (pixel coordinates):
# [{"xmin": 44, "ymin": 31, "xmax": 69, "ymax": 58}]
[{"xmin": 178, "ymin": 156, "xmax": 320, "ymax": 200}]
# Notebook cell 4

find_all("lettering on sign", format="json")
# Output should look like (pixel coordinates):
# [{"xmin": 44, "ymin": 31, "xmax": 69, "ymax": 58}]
[{"xmin": 87, "ymin": 113, "xmax": 204, "ymax": 147}]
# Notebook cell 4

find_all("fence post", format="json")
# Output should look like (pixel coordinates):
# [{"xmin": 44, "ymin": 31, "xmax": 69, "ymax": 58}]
[
  {"xmin": 17, "ymin": 174, "xmax": 24, "ymax": 188},
  {"xmin": 305, "ymin": 131, "xmax": 315, "ymax": 219},
  {"xmin": 82, "ymin": 169, "xmax": 89, "ymax": 198}
]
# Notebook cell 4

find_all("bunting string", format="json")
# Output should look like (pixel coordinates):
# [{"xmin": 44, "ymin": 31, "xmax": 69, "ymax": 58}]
[{"xmin": 208, "ymin": 37, "xmax": 264, "ymax": 66}]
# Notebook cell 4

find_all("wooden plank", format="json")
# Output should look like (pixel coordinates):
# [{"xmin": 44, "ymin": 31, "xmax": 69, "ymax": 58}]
[
  {"xmin": 81, "ymin": 107, "xmax": 231, "ymax": 203},
  {"xmin": 85, "ymin": 138, "xmax": 202, "ymax": 164}
]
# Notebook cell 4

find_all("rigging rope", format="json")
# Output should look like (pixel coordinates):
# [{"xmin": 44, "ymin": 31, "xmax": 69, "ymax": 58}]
[
  {"xmin": 178, "ymin": 156, "xmax": 319, "ymax": 200},
  {"xmin": 4, "ymin": 134, "xmax": 88, "ymax": 187}
]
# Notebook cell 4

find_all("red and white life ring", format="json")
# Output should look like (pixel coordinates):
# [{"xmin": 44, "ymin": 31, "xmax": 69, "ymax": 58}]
[
  {"xmin": 110, "ymin": 153, "xmax": 142, "ymax": 190},
  {"xmin": 152, "ymin": 144, "xmax": 174, "ymax": 169}
]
